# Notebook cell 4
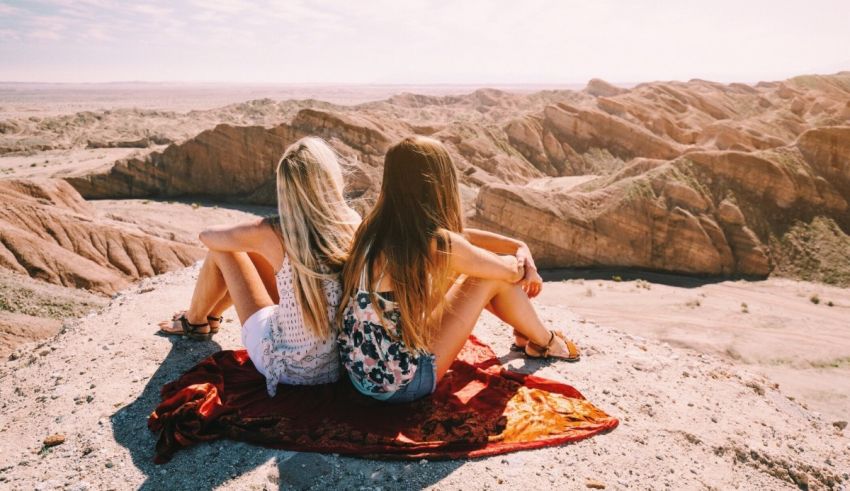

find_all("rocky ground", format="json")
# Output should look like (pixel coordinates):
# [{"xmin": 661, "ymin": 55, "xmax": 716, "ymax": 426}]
[
  {"xmin": 0, "ymin": 270, "xmax": 106, "ymax": 357},
  {"xmin": 0, "ymin": 265, "xmax": 848, "ymax": 490}
]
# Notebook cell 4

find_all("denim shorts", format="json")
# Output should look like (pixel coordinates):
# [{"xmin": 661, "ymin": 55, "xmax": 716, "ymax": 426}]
[
  {"xmin": 349, "ymin": 353, "xmax": 438, "ymax": 404},
  {"xmin": 385, "ymin": 353, "xmax": 438, "ymax": 404}
]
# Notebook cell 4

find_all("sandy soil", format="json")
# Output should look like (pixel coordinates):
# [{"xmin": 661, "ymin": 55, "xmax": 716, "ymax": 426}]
[
  {"xmin": 0, "ymin": 266, "xmax": 848, "ymax": 490},
  {"xmin": 90, "ymin": 199, "xmax": 276, "ymax": 247},
  {"xmin": 0, "ymin": 148, "xmax": 144, "ymax": 179},
  {"xmin": 0, "ymin": 270, "xmax": 107, "ymax": 358},
  {"xmin": 536, "ymin": 274, "xmax": 850, "ymax": 423}
]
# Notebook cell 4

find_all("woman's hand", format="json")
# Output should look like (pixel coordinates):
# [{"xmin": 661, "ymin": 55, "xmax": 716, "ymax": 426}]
[
  {"xmin": 521, "ymin": 266, "xmax": 543, "ymax": 298},
  {"xmin": 516, "ymin": 243, "xmax": 542, "ymax": 298},
  {"xmin": 498, "ymin": 254, "xmax": 525, "ymax": 283}
]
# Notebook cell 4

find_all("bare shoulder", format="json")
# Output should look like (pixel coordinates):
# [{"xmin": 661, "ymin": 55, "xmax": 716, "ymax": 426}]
[
  {"xmin": 255, "ymin": 216, "xmax": 286, "ymax": 252},
  {"xmin": 445, "ymin": 230, "xmax": 472, "ymax": 251},
  {"xmin": 428, "ymin": 230, "xmax": 472, "ymax": 260},
  {"xmin": 198, "ymin": 217, "xmax": 284, "ymax": 263}
]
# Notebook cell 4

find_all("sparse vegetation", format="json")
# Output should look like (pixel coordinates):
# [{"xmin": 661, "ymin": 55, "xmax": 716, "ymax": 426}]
[
  {"xmin": 635, "ymin": 279, "xmax": 652, "ymax": 290},
  {"xmin": 685, "ymin": 299, "xmax": 701, "ymax": 308},
  {"xmin": 810, "ymin": 356, "xmax": 850, "ymax": 369},
  {"xmin": 810, "ymin": 294, "xmax": 820, "ymax": 305},
  {"xmin": 827, "ymin": 300, "xmax": 834, "ymax": 307},
  {"xmin": 773, "ymin": 217, "xmax": 850, "ymax": 287},
  {"xmin": 585, "ymin": 287, "xmax": 594, "ymax": 297},
  {"xmin": 612, "ymin": 275, "xmax": 622, "ymax": 282},
  {"xmin": 0, "ymin": 271, "xmax": 106, "ymax": 319},
  {"xmin": 741, "ymin": 302, "xmax": 749, "ymax": 314},
  {"xmin": 583, "ymin": 147, "xmax": 625, "ymax": 175},
  {"xmin": 191, "ymin": 202, "xmax": 200, "ymax": 210}
]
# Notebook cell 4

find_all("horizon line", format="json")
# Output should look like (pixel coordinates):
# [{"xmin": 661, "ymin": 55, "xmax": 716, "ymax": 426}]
[{"xmin": 1, "ymin": 71, "xmax": 847, "ymax": 89}]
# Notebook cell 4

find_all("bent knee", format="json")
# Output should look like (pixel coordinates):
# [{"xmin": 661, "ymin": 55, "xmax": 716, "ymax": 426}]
[{"xmin": 463, "ymin": 276, "xmax": 512, "ymax": 292}]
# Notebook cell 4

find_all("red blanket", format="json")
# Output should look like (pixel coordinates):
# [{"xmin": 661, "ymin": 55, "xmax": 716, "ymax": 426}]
[{"xmin": 148, "ymin": 336, "xmax": 618, "ymax": 463}]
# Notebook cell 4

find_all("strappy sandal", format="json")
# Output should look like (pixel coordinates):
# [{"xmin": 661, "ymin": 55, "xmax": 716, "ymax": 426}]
[
  {"xmin": 161, "ymin": 311, "xmax": 222, "ymax": 336},
  {"xmin": 206, "ymin": 314, "xmax": 223, "ymax": 335},
  {"xmin": 175, "ymin": 314, "xmax": 212, "ymax": 341},
  {"xmin": 524, "ymin": 330, "xmax": 581, "ymax": 362}
]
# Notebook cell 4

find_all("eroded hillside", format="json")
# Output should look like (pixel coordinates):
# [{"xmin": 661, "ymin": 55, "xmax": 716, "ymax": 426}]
[{"xmin": 49, "ymin": 73, "xmax": 850, "ymax": 282}]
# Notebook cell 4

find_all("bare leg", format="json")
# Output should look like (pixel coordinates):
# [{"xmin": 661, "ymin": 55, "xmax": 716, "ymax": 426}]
[
  {"xmin": 209, "ymin": 293, "xmax": 232, "ymax": 319},
  {"xmin": 185, "ymin": 253, "xmax": 228, "ymax": 325},
  {"xmin": 159, "ymin": 251, "xmax": 277, "ymax": 333},
  {"xmin": 206, "ymin": 252, "xmax": 279, "ymax": 318},
  {"xmin": 202, "ymin": 250, "xmax": 275, "ymax": 324},
  {"xmin": 484, "ymin": 301, "xmax": 526, "ymax": 347},
  {"xmin": 428, "ymin": 277, "xmax": 557, "ymax": 380},
  {"xmin": 159, "ymin": 252, "xmax": 228, "ymax": 334}
]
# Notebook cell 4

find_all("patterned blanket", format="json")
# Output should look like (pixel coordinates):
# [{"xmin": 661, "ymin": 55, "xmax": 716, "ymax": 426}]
[{"xmin": 148, "ymin": 336, "xmax": 618, "ymax": 463}]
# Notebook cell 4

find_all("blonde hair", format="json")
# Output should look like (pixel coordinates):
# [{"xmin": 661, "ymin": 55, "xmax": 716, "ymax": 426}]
[
  {"xmin": 339, "ymin": 136, "xmax": 463, "ymax": 351},
  {"xmin": 269, "ymin": 137, "xmax": 358, "ymax": 338}
]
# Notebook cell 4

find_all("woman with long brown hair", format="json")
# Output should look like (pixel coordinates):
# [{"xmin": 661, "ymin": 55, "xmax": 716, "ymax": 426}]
[{"xmin": 337, "ymin": 136, "xmax": 580, "ymax": 404}]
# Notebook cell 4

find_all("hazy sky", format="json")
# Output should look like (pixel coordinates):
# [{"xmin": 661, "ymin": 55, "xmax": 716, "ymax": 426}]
[{"xmin": 1, "ymin": 0, "xmax": 848, "ymax": 84}]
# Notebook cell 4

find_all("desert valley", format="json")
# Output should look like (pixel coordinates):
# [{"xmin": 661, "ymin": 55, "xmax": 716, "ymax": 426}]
[{"xmin": 1, "ymin": 75, "xmax": 849, "ymax": 489}]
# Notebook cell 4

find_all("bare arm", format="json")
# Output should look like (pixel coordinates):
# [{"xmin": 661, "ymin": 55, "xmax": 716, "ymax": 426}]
[
  {"xmin": 463, "ymin": 228, "xmax": 525, "ymax": 254},
  {"xmin": 463, "ymin": 228, "xmax": 543, "ymax": 297},
  {"xmin": 198, "ymin": 218, "xmax": 284, "ymax": 268},
  {"xmin": 446, "ymin": 231, "xmax": 524, "ymax": 282}
]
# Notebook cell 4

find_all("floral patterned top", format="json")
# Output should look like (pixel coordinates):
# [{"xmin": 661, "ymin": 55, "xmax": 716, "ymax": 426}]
[{"xmin": 337, "ymin": 262, "xmax": 424, "ymax": 398}]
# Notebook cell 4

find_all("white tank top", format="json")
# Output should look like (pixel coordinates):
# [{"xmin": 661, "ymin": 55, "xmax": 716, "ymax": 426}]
[{"xmin": 258, "ymin": 255, "xmax": 341, "ymax": 396}]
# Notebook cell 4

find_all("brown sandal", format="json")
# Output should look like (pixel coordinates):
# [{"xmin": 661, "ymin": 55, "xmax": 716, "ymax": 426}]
[
  {"xmin": 160, "ymin": 314, "xmax": 212, "ymax": 340},
  {"xmin": 524, "ymin": 330, "xmax": 581, "ymax": 361},
  {"xmin": 207, "ymin": 314, "xmax": 223, "ymax": 335}
]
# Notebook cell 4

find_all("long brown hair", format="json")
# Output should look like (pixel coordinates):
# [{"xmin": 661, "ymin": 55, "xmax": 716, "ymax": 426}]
[
  {"xmin": 269, "ymin": 137, "xmax": 359, "ymax": 338},
  {"xmin": 339, "ymin": 136, "xmax": 463, "ymax": 351}
]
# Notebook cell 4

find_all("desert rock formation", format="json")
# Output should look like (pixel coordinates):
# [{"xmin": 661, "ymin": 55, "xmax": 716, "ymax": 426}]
[
  {"xmin": 0, "ymin": 179, "xmax": 203, "ymax": 295},
  {"xmin": 9, "ymin": 73, "xmax": 850, "ymax": 282}
]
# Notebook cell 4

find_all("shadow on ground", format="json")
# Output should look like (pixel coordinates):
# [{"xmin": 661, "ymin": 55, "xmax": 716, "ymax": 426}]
[
  {"xmin": 540, "ymin": 267, "xmax": 763, "ymax": 288},
  {"xmin": 112, "ymin": 335, "xmax": 463, "ymax": 490}
]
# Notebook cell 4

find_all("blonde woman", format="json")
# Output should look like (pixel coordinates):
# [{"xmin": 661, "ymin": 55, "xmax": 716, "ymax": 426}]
[
  {"xmin": 159, "ymin": 137, "xmax": 360, "ymax": 396},
  {"xmin": 338, "ymin": 136, "xmax": 579, "ymax": 404}
]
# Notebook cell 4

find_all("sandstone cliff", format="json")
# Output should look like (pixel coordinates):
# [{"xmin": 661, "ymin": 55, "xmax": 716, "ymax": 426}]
[{"xmin": 470, "ymin": 127, "xmax": 850, "ymax": 276}]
